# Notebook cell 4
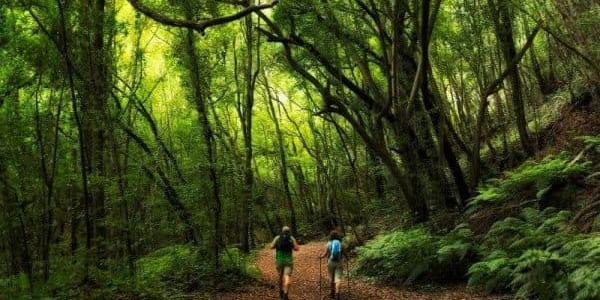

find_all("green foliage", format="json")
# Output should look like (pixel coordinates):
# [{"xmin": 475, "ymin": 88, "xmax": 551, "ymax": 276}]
[
  {"xmin": 136, "ymin": 245, "xmax": 258, "ymax": 294},
  {"xmin": 467, "ymin": 250, "xmax": 514, "ymax": 294},
  {"xmin": 354, "ymin": 228, "xmax": 438, "ymax": 285},
  {"xmin": 482, "ymin": 208, "xmax": 573, "ymax": 256},
  {"xmin": 136, "ymin": 244, "xmax": 197, "ymax": 290},
  {"xmin": 577, "ymin": 135, "xmax": 600, "ymax": 153},
  {"xmin": 511, "ymin": 250, "xmax": 566, "ymax": 300},
  {"xmin": 0, "ymin": 250, "xmax": 162, "ymax": 299},
  {"xmin": 468, "ymin": 208, "xmax": 574, "ymax": 294},
  {"xmin": 467, "ymin": 155, "xmax": 590, "ymax": 213},
  {"xmin": 436, "ymin": 224, "xmax": 479, "ymax": 279},
  {"xmin": 355, "ymin": 225, "xmax": 479, "ymax": 285},
  {"xmin": 568, "ymin": 266, "xmax": 600, "ymax": 300},
  {"xmin": 467, "ymin": 208, "xmax": 600, "ymax": 299},
  {"xmin": 220, "ymin": 248, "xmax": 261, "ymax": 283}
]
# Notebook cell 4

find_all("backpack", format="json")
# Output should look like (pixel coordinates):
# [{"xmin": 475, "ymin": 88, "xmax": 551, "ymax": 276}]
[
  {"xmin": 276, "ymin": 234, "xmax": 293, "ymax": 252},
  {"xmin": 329, "ymin": 239, "xmax": 342, "ymax": 261}
]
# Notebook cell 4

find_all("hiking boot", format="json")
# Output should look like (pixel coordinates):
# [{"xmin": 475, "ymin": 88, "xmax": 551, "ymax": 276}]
[
  {"xmin": 335, "ymin": 293, "xmax": 340, "ymax": 300},
  {"xmin": 283, "ymin": 293, "xmax": 290, "ymax": 300},
  {"xmin": 279, "ymin": 290, "xmax": 284, "ymax": 299}
]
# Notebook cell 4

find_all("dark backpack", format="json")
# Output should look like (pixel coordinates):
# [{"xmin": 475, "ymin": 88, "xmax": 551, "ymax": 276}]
[
  {"xmin": 276, "ymin": 234, "xmax": 293, "ymax": 252},
  {"xmin": 330, "ymin": 239, "xmax": 342, "ymax": 261}
]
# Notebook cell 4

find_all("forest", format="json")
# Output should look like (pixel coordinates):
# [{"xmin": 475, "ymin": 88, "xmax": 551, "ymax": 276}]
[{"xmin": 0, "ymin": 0, "xmax": 599, "ymax": 299}]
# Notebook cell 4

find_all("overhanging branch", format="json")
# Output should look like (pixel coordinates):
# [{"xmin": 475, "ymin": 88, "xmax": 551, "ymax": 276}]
[{"xmin": 126, "ymin": 0, "xmax": 278, "ymax": 34}]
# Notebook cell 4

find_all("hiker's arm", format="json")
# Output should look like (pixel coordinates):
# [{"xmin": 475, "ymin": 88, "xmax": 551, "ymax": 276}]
[
  {"xmin": 292, "ymin": 238, "xmax": 300, "ymax": 251},
  {"xmin": 269, "ymin": 237, "xmax": 277, "ymax": 249},
  {"xmin": 320, "ymin": 245, "xmax": 328, "ymax": 258}
]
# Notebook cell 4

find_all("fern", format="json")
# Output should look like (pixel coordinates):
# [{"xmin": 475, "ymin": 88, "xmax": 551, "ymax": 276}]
[
  {"xmin": 469, "ymin": 208, "xmax": 576, "ymax": 294},
  {"xmin": 558, "ymin": 236, "xmax": 600, "ymax": 299},
  {"xmin": 436, "ymin": 224, "xmax": 479, "ymax": 280},
  {"xmin": 467, "ymin": 250, "xmax": 515, "ymax": 294},
  {"xmin": 576, "ymin": 135, "xmax": 600, "ymax": 153},
  {"xmin": 355, "ymin": 225, "xmax": 479, "ymax": 285},
  {"xmin": 510, "ymin": 249, "xmax": 567, "ymax": 300},
  {"xmin": 568, "ymin": 266, "xmax": 600, "ymax": 300},
  {"xmin": 467, "ymin": 154, "xmax": 590, "ymax": 213},
  {"xmin": 354, "ymin": 228, "xmax": 438, "ymax": 285}
]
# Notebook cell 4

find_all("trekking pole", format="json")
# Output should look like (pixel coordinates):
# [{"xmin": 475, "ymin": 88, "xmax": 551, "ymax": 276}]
[
  {"xmin": 346, "ymin": 256, "xmax": 350, "ymax": 298},
  {"xmin": 319, "ymin": 256, "xmax": 322, "ymax": 299}
]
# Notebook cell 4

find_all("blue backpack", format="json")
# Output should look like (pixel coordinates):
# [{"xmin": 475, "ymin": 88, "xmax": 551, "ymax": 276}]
[{"xmin": 330, "ymin": 239, "xmax": 342, "ymax": 261}]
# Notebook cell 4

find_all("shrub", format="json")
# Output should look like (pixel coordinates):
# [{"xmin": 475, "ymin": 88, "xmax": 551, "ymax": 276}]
[
  {"xmin": 136, "ymin": 244, "xmax": 258, "ymax": 294},
  {"xmin": 511, "ymin": 249, "xmax": 566, "ymax": 300},
  {"xmin": 220, "ymin": 247, "xmax": 260, "ymax": 284},
  {"xmin": 436, "ymin": 224, "xmax": 479, "ymax": 280},
  {"xmin": 354, "ymin": 228, "xmax": 438, "ymax": 285},
  {"xmin": 468, "ymin": 208, "xmax": 575, "ymax": 295},
  {"xmin": 482, "ymin": 208, "xmax": 573, "ymax": 256},
  {"xmin": 467, "ymin": 250, "xmax": 515, "ymax": 294},
  {"xmin": 567, "ymin": 266, "xmax": 600, "ymax": 300},
  {"xmin": 355, "ymin": 225, "xmax": 479, "ymax": 285},
  {"xmin": 467, "ymin": 154, "xmax": 590, "ymax": 213},
  {"xmin": 577, "ymin": 135, "xmax": 600, "ymax": 153},
  {"xmin": 559, "ymin": 236, "xmax": 600, "ymax": 300}
]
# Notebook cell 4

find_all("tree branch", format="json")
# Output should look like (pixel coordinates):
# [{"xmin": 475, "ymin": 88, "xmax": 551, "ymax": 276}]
[{"xmin": 126, "ymin": 0, "xmax": 278, "ymax": 34}]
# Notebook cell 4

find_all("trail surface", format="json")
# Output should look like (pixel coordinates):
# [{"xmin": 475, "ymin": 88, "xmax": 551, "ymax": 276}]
[{"xmin": 217, "ymin": 242, "xmax": 503, "ymax": 300}]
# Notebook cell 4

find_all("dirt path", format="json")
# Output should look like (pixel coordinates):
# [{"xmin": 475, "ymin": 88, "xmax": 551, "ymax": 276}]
[{"xmin": 217, "ymin": 242, "xmax": 503, "ymax": 300}]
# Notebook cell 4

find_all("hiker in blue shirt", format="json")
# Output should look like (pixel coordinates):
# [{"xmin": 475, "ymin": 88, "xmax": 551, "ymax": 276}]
[{"xmin": 320, "ymin": 230, "xmax": 343, "ymax": 299}]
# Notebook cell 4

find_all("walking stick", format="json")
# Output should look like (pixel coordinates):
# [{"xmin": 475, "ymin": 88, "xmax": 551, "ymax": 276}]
[
  {"xmin": 346, "ymin": 256, "xmax": 350, "ymax": 298},
  {"xmin": 319, "ymin": 256, "xmax": 322, "ymax": 299}
]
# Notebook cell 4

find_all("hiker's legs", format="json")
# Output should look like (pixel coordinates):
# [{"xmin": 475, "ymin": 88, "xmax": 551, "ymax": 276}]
[
  {"xmin": 277, "ymin": 266, "xmax": 283, "ymax": 288},
  {"xmin": 276, "ymin": 264, "xmax": 285, "ymax": 298},
  {"xmin": 334, "ymin": 268, "xmax": 342, "ymax": 294},
  {"xmin": 283, "ymin": 274, "xmax": 292, "ymax": 293},
  {"xmin": 330, "ymin": 279, "xmax": 336, "ymax": 297},
  {"xmin": 328, "ymin": 261, "xmax": 341, "ymax": 297},
  {"xmin": 328, "ymin": 261, "xmax": 343, "ymax": 297},
  {"xmin": 282, "ymin": 265, "xmax": 293, "ymax": 295}
]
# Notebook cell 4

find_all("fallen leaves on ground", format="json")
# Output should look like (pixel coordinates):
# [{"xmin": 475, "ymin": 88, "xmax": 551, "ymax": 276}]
[{"xmin": 213, "ymin": 242, "xmax": 505, "ymax": 300}]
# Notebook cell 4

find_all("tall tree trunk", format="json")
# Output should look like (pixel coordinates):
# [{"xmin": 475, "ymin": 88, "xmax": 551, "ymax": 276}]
[
  {"xmin": 110, "ymin": 125, "xmax": 135, "ymax": 275},
  {"xmin": 184, "ymin": 28, "xmax": 222, "ymax": 268},
  {"xmin": 56, "ymin": 0, "xmax": 95, "ymax": 278},
  {"xmin": 34, "ymin": 81, "xmax": 64, "ymax": 281},
  {"xmin": 240, "ymin": 9, "xmax": 256, "ymax": 252},
  {"xmin": 489, "ymin": 0, "xmax": 534, "ymax": 156}
]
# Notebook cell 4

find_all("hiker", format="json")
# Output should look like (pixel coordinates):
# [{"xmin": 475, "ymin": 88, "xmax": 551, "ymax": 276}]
[
  {"xmin": 270, "ymin": 226, "xmax": 299, "ymax": 300},
  {"xmin": 321, "ymin": 230, "xmax": 343, "ymax": 299}
]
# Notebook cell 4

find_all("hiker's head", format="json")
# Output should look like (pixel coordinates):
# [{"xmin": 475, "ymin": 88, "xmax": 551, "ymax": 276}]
[
  {"xmin": 282, "ymin": 226, "xmax": 291, "ymax": 235},
  {"xmin": 329, "ymin": 230, "xmax": 340, "ymax": 241}
]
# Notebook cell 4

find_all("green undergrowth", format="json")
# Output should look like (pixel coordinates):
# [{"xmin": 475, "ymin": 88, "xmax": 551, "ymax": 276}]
[
  {"xmin": 355, "ymin": 142, "xmax": 600, "ymax": 299},
  {"xmin": 0, "ymin": 245, "xmax": 259, "ymax": 299},
  {"xmin": 354, "ymin": 208, "xmax": 600, "ymax": 299},
  {"xmin": 577, "ymin": 136, "xmax": 600, "ymax": 153},
  {"xmin": 354, "ymin": 225, "xmax": 477, "ymax": 285},
  {"xmin": 467, "ymin": 153, "xmax": 590, "ymax": 213},
  {"xmin": 468, "ymin": 210, "xmax": 600, "ymax": 300},
  {"xmin": 135, "ymin": 245, "xmax": 259, "ymax": 296}
]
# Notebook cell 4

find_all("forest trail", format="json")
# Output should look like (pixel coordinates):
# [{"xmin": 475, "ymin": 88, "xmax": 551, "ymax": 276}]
[{"xmin": 216, "ymin": 242, "xmax": 502, "ymax": 300}]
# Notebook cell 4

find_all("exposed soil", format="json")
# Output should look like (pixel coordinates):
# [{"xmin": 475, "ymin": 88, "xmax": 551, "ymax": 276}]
[
  {"xmin": 539, "ymin": 96, "xmax": 600, "ymax": 156},
  {"xmin": 214, "ymin": 242, "xmax": 504, "ymax": 300}
]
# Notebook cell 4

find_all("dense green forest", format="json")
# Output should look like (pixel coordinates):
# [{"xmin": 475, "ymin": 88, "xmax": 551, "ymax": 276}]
[{"xmin": 0, "ymin": 0, "xmax": 599, "ymax": 298}]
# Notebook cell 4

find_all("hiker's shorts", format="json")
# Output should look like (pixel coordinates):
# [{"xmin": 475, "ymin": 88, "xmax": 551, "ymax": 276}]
[
  {"xmin": 327, "ymin": 260, "xmax": 343, "ymax": 283},
  {"xmin": 276, "ymin": 262, "xmax": 293, "ymax": 276}
]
